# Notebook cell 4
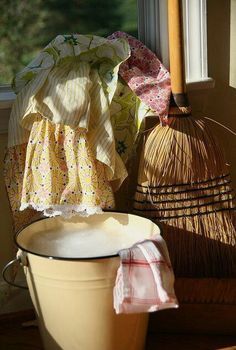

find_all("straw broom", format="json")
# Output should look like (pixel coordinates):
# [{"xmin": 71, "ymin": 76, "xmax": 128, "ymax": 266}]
[{"xmin": 133, "ymin": 0, "xmax": 236, "ymax": 279}]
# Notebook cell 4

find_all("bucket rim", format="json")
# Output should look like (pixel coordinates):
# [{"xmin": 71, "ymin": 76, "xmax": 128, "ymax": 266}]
[{"xmin": 14, "ymin": 211, "xmax": 162, "ymax": 261}]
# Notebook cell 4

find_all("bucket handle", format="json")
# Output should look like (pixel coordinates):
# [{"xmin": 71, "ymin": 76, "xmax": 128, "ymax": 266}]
[{"xmin": 2, "ymin": 258, "xmax": 28, "ymax": 290}]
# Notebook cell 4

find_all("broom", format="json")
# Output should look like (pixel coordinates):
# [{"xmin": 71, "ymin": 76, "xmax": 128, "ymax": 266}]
[{"xmin": 133, "ymin": 0, "xmax": 236, "ymax": 280}]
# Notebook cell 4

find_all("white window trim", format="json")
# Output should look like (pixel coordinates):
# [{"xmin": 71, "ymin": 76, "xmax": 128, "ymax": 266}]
[
  {"xmin": 0, "ymin": 85, "xmax": 16, "ymax": 110},
  {"xmin": 138, "ymin": 0, "xmax": 215, "ymax": 90},
  {"xmin": 138, "ymin": 0, "xmax": 169, "ymax": 69},
  {"xmin": 0, "ymin": 0, "xmax": 214, "ymax": 115}
]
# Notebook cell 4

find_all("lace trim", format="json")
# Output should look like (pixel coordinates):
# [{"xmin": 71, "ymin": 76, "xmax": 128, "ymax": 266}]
[{"xmin": 20, "ymin": 202, "xmax": 104, "ymax": 218}]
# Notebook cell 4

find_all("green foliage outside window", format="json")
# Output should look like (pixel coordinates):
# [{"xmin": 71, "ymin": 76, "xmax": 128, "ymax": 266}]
[{"xmin": 0, "ymin": 0, "xmax": 137, "ymax": 84}]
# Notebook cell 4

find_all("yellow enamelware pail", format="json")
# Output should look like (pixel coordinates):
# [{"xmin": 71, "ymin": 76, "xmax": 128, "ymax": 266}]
[{"xmin": 7, "ymin": 212, "xmax": 161, "ymax": 350}]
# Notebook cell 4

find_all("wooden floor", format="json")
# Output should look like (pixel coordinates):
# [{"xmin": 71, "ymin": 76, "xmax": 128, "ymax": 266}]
[{"xmin": 0, "ymin": 311, "xmax": 236, "ymax": 350}]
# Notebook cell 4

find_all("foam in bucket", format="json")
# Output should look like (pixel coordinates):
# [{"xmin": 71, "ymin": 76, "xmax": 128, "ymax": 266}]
[
  {"xmin": 16, "ymin": 213, "xmax": 161, "ymax": 259},
  {"xmin": 28, "ymin": 227, "xmax": 141, "ymax": 258}
]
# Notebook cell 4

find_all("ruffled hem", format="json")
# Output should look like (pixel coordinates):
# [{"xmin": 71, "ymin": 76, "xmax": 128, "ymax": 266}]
[
  {"xmin": 20, "ymin": 118, "xmax": 116, "ymax": 212},
  {"xmin": 20, "ymin": 202, "xmax": 104, "ymax": 219},
  {"xmin": 4, "ymin": 119, "xmax": 116, "ymax": 230}
]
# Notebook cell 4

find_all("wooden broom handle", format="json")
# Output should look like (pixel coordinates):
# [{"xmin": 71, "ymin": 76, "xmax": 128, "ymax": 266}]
[{"xmin": 168, "ymin": 0, "xmax": 190, "ymax": 109}]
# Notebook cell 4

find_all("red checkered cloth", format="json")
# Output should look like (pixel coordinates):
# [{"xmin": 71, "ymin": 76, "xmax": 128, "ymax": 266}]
[{"xmin": 113, "ymin": 235, "xmax": 179, "ymax": 314}]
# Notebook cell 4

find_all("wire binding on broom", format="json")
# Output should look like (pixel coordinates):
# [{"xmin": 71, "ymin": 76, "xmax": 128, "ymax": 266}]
[
  {"xmin": 134, "ymin": 189, "xmax": 234, "ymax": 204},
  {"xmin": 137, "ymin": 173, "xmax": 231, "ymax": 188},
  {"xmin": 168, "ymin": 105, "xmax": 192, "ymax": 116},
  {"xmin": 134, "ymin": 180, "xmax": 235, "ymax": 217},
  {"xmin": 133, "ymin": 116, "xmax": 236, "ymax": 278},
  {"xmin": 134, "ymin": 207, "xmax": 235, "ymax": 221},
  {"xmin": 134, "ymin": 197, "xmax": 235, "ymax": 213}
]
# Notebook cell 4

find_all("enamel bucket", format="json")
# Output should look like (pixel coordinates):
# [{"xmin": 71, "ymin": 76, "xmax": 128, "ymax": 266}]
[{"xmin": 5, "ymin": 212, "xmax": 161, "ymax": 350}]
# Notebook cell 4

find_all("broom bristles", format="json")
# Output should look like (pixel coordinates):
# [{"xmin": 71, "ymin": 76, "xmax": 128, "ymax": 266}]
[
  {"xmin": 144, "ymin": 116, "xmax": 227, "ymax": 184},
  {"xmin": 133, "ymin": 116, "xmax": 236, "ymax": 277}
]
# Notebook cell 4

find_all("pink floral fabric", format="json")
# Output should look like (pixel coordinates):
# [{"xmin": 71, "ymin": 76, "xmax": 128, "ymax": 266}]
[{"xmin": 108, "ymin": 31, "xmax": 171, "ymax": 124}]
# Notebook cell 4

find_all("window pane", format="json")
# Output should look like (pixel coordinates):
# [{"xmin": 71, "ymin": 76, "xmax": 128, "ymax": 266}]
[{"xmin": 0, "ymin": 0, "xmax": 138, "ymax": 85}]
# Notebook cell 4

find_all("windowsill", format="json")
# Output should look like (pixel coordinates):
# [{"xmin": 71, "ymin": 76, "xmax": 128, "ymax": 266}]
[
  {"xmin": 0, "ymin": 77, "xmax": 215, "ymax": 133},
  {"xmin": 0, "ymin": 85, "xmax": 16, "ymax": 110},
  {"xmin": 186, "ymin": 77, "xmax": 215, "ymax": 91},
  {"xmin": 0, "ymin": 78, "xmax": 215, "ymax": 134},
  {"xmin": 0, "ymin": 77, "xmax": 215, "ymax": 110}
]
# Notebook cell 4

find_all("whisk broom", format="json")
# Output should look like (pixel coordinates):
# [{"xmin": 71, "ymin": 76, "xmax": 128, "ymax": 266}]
[{"xmin": 133, "ymin": 0, "xmax": 236, "ymax": 279}]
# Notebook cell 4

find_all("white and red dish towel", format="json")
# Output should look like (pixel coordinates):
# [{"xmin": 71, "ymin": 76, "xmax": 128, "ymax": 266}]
[{"xmin": 114, "ymin": 235, "xmax": 179, "ymax": 314}]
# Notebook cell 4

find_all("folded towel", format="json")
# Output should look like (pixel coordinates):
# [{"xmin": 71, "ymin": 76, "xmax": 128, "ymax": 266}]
[{"xmin": 113, "ymin": 235, "xmax": 179, "ymax": 314}]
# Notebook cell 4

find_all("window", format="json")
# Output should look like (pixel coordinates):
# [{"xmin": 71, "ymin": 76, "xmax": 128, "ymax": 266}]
[
  {"xmin": 0, "ymin": 0, "xmax": 138, "ymax": 85},
  {"xmin": 0, "ymin": 0, "xmax": 213, "ymax": 113},
  {"xmin": 138, "ymin": 0, "xmax": 214, "ymax": 89}
]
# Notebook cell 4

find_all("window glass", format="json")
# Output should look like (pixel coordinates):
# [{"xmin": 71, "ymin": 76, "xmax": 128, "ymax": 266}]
[{"xmin": 0, "ymin": 0, "xmax": 137, "ymax": 85}]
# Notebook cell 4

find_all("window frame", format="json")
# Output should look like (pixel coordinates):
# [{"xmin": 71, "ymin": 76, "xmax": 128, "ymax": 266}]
[
  {"xmin": 0, "ymin": 0, "xmax": 214, "ymax": 113},
  {"xmin": 138, "ymin": 0, "xmax": 214, "ymax": 90}
]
